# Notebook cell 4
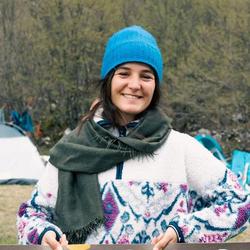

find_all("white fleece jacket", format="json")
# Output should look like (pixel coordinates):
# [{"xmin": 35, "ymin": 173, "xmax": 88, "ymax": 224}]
[{"xmin": 17, "ymin": 129, "xmax": 250, "ymax": 245}]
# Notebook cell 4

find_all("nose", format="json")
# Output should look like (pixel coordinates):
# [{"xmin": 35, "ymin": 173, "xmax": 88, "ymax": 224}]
[{"xmin": 127, "ymin": 74, "xmax": 141, "ymax": 90}]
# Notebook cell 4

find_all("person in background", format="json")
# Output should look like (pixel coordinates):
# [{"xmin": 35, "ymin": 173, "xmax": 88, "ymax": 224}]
[
  {"xmin": 10, "ymin": 109, "xmax": 22, "ymax": 127},
  {"xmin": 0, "ymin": 103, "xmax": 6, "ymax": 123},
  {"xmin": 17, "ymin": 26, "xmax": 250, "ymax": 250},
  {"xmin": 21, "ymin": 96, "xmax": 34, "ymax": 138}
]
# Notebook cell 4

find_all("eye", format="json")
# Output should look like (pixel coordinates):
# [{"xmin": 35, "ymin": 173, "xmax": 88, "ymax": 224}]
[
  {"xmin": 116, "ymin": 71, "xmax": 129, "ymax": 78},
  {"xmin": 141, "ymin": 73, "xmax": 154, "ymax": 81}
]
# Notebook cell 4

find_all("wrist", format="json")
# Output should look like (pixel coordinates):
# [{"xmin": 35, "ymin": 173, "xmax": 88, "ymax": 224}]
[
  {"xmin": 168, "ymin": 221, "xmax": 185, "ymax": 243},
  {"xmin": 38, "ymin": 227, "xmax": 61, "ymax": 244}
]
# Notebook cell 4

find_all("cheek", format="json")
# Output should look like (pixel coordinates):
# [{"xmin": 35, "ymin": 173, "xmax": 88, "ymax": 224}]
[{"xmin": 148, "ymin": 85, "xmax": 156, "ymax": 99}]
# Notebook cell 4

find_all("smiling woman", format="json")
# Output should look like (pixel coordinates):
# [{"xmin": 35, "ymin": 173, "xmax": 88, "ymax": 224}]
[
  {"xmin": 17, "ymin": 25, "xmax": 250, "ymax": 250},
  {"xmin": 111, "ymin": 63, "xmax": 156, "ymax": 125}
]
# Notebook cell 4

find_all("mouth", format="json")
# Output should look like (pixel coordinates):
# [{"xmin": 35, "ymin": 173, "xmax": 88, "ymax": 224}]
[{"xmin": 122, "ymin": 93, "xmax": 143, "ymax": 99}]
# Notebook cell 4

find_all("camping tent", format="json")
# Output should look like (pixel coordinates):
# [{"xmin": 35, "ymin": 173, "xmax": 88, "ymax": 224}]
[
  {"xmin": 0, "ymin": 123, "xmax": 45, "ymax": 184},
  {"xmin": 231, "ymin": 149, "xmax": 250, "ymax": 189}
]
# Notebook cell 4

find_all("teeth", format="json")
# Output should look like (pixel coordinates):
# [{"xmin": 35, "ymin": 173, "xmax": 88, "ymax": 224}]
[{"xmin": 123, "ymin": 94, "xmax": 140, "ymax": 99}]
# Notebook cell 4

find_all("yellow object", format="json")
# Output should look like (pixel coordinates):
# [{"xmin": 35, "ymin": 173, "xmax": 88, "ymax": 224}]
[{"xmin": 67, "ymin": 244, "xmax": 91, "ymax": 250}]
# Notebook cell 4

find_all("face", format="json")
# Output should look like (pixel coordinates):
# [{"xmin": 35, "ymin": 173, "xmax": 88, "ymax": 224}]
[{"xmin": 111, "ymin": 62, "xmax": 156, "ymax": 124}]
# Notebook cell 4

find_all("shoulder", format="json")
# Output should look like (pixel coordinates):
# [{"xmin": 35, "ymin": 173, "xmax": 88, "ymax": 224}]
[
  {"xmin": 158, "ymin": 129, "xmax": 198, "ymax": 164},
  {"xmin": 168, "ymin": 131, "xmax": 227, "ymax": 191},
  {"xmin": 166, "ymin": 129, "xmax": 197, "ymax": 148},
  {"xmin": 167, "ymin": 129, "xmax": 226, "ymax": 169},
  {"xmin": 164, "ymin": 129, "xmax": 207, "ymax": 161},
  {"xmin": 167, "ymin": 129, "xmax": 224, "ymax": 163}
]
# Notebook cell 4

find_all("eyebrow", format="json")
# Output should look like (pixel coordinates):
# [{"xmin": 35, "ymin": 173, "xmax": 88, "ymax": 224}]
[{"xmin": 117, "ymin": 66, "xmax": 154, "ymax": 74}]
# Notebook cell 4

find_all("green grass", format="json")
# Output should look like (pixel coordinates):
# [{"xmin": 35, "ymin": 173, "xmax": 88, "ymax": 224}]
[{"xmin": 0, "ymin": 185, "xmax": 249, "ymax": 244}]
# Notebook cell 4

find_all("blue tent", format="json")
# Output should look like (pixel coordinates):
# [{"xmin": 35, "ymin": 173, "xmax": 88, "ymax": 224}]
[{"xmin": 231, "ymin": 149, "xmax": 250, "ymax": 188}]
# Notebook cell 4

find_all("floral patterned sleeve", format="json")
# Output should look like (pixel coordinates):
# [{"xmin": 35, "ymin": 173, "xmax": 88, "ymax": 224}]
[
  {"xmin": 172, "ymin": 135, "xmax": 250, "ymax": 243},
  {"xmin": 17, "ymin": 163, "xmax": 62, "ymax": 244}
]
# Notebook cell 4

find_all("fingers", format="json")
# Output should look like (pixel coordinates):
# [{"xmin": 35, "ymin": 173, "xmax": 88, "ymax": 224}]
[
  {"xmin": 152, "ymin": 227, "xmax": 178, "ymax": 250},
  {"xmin": 43, "ymin": 235, "xmax": 61, "ymax": 250},
  {"xmin": 59, "ymin": 234, "xmax": 69, "ymax": 246},
  {"xmin": 152, "ymin": 235, "xmax": 171, "ymax": 250},
  {"xmin": 151, "ymin": 233, "xmax": 164, "ymax": 245},
  {"xmin": 42, "ymin": 231, "xmax": 68, "ymax": 250}
]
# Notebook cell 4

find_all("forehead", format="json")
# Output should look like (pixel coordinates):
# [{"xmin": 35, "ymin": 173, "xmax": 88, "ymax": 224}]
[{"xmin": 117, "ymin": 62, "xmax": 154, "ymax": 72}]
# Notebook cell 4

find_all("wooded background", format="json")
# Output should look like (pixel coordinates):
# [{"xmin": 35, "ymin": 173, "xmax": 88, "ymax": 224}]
[{"xmin": 0, "ymin": 0, "xmax": 249, "ymax": 155}]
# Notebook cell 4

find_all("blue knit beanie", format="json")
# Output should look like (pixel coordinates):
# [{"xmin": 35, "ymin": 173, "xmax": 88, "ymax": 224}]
[{"xmin": 101, "ymin": 25, "xmax": 163, "ymax": 82}]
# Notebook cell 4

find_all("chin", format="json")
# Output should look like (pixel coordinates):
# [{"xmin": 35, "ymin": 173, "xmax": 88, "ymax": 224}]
[{"xmin": 122, "ymin": 109, "xmax": 141, "ymax": 115}]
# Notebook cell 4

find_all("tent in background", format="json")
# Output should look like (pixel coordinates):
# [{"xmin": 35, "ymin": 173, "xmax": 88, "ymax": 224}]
[
  {"xmin": 0, "ymin": 123, "xmax": 45, "ymax": 184},
  {"xmin": 231, "ymin": 149, "xmax": 250, "ymax": 189}
]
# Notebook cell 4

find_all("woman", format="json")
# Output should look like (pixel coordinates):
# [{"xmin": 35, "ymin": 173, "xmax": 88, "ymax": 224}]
[{"xmin": 17, "ymin": 26, "xmax": 250, "ymax": 250}]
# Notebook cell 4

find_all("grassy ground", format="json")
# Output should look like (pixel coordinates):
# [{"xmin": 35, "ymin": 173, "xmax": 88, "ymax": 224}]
[
  {"xmin": 0, "ymin": 185, "xmax": 33, "ymax": 244},
  {"xmin": 0, "ymin": 185, "xmax": 249, "ymax": 244}
]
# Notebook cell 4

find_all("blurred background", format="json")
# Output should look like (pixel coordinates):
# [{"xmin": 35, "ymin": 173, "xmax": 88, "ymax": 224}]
[
  {"xmin": 0, "ymin": 0, "xmax": 249, "ymax": 155},
  {"xmin": 0, "ymin": 0, "xmax": 250, "ymax": 244}
]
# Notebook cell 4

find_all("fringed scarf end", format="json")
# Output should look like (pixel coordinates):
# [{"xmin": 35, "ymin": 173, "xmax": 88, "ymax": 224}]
[{"xmin": 65, "ymin": 217, "xmax": 105, "ymax": 244}]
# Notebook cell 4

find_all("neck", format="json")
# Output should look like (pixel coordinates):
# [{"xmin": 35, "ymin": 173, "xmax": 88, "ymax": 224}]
[{"xmin": 116, "ymin": 112, "xmax": 136, "ymax": 126}]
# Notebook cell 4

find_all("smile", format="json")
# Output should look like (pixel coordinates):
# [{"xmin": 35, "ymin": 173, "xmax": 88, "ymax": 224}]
[{"xmin": 122, "ymin": 94, "xmax": 142, "ymax": 99}]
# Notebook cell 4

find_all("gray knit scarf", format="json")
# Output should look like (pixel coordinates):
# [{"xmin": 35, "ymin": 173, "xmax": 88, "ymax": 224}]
[{"xmin": 49, "ymin": 108, "xmax": 172, "ymax": 243}]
